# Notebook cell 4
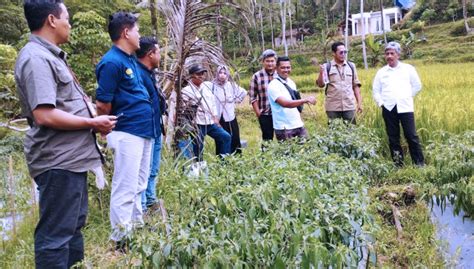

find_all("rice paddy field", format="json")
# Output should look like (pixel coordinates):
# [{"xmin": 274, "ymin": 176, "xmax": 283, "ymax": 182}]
[{"xmin": 0, "ymin": 61, "xmax": 473, "ymax": 268}]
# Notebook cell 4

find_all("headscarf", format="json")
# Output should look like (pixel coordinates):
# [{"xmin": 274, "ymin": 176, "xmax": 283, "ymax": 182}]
[{"xmin": 213, "ymin": 65, "xmax": 229, "ymax": 86}]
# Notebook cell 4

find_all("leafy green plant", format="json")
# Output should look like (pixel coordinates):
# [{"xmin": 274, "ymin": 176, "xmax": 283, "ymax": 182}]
[
  {"xmin": 365, "ymin": 35, "xmax": 383, "ymax": 67},
  {"xmin": 424, "ymin": 131, "xmax": 474, "ymax": 216},
  {"xmin": 65, "ymin": 11, "xmax": 110, "ymax": 97},
  {"xmin": 116, "ymin": 122, "xmax": 386, "ymax": 267},
  {"xmin": 0, "ymin": 44, "xmax": 20, "ymax": 118}
]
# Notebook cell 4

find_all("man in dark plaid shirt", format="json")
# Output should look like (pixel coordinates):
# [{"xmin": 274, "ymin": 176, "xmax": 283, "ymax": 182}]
[{"xmin": 249, "ymin": 49, "xmax": 277, "ymax": 144}]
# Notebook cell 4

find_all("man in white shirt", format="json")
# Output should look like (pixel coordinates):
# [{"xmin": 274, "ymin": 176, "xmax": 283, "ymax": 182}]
[
  {"xmin": 268, "ymin": 56, "xmax": 316, "ymax": 141},
  {"xmin": 182, "ymin": 64, "xmax": 231, "ymax": 160},
  {"xmin": 372, "ymin": 41, "xmax": 425, "ymax": 167}
]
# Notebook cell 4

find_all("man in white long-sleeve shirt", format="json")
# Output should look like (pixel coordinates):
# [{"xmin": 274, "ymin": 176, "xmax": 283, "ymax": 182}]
[{"xmin": 373, "ymin": 41, "xmax": 425, "ymax": 167}]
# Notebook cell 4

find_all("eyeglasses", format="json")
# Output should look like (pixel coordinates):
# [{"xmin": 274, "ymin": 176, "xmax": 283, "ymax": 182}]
[{"xmin": 337, "ymin": 50, "xmax": 348, "ymax": 55}]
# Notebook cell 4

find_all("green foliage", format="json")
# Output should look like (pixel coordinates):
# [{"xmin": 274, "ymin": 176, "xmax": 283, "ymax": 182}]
[
  {"xmin": 403, "ymin": 0, "xmax": 473, "ymax": 29},
  {"xmin": 365, "ymin": 35, "xmax": 383, "ymax": 67},
  {"xmin": 420, "ymin": 9, "xmax": 437, "ymax": 25},
  {"xmin": 424, "ymin": 131, "xmax": 474, "ymax": 216},
  {"xmin": 123, "ymin": 122, "xmax": 383, "ymax": 267},
  {"xmin": 0, "ymin": 3, "xmax": 28, "ymax": 45},
  {"xmin": 410, "ymin": 20, "xmax": 426, "ymax": 34},
  {"xmin": 450, "ymin": 17, "xmax": 474, "ymax": 36},
  {"xmin": 0, "ymin": 132, "xmax": 32, "ymax": 217},
  {"xmin": 65, "ymin": 11, "xmax": 110, "ymax": 96},
  {"xmin": 0, "ymin": 44, "xmax": 20, "ymax": 118},
  {"xmin": 0, "ymin": 44, "xmax": 16, "ymax": 71},
  {"xmin": 66, "ymin": 0, "xmax": 136, "ymax": 20}
]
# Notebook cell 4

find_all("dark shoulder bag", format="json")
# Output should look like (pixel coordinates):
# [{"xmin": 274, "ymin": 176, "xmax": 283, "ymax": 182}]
[{"xmin": 276, "ymin": 78, "xmax": 303, "ymax": 113}]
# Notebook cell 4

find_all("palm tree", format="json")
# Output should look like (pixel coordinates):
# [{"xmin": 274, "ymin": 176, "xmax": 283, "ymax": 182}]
[{"xmin": 156, "ymin": 0, "xmax": 249, "ymax": 150}]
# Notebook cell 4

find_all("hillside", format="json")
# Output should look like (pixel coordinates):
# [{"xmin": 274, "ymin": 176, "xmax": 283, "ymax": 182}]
[{"xmin": 238, "ymin": 19, "xmax": 474, "ymax": 93}]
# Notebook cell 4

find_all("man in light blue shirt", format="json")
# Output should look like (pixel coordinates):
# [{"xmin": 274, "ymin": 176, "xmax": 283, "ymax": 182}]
[
  {"xmin": 373, "ymin": 41, "xmax": 425, "ymax": 167},
  {"xmin": 268, "ymin": 56, "xmax": 316, "ymax": 141}
]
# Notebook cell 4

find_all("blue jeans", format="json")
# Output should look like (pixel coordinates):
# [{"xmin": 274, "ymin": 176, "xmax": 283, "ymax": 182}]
[
  {"xmin": 34, "ymin": 169, "xmax": 88, "ymax": 269},
  {"xmin": 193, "ymin": 124, "xmax": 231, "ymax": 161},
  {"xmin": 141, "ymin": 136, "xmax": 162, "ymax": 210},
  {"xmin": 177, "ymin": 138, "xmax": 193, "ymax": 159}
]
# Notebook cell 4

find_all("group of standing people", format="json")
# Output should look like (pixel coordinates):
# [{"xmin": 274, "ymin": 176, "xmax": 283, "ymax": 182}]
[
  {"xmin": 14, "ymin": 1, "xmax": 424, "ymax": 268},
  {"xmin": 249, "ymin": 42, "xmax": 425, "ymax": 168}
]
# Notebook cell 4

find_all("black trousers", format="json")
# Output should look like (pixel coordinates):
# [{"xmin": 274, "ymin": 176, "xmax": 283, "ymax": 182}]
[
  {"xmin": 257, "ymin": 114, "xmax": 274, "ymax": 141},
  {"xmin": 217, "ymin": 116, "xmax": 242, "ymax": 154},
  {"xmin": 34, "ymin": 169, "xmax": 88, "ymax": 269},
  {"xmin": 382, "ymin": 106, "xmax": 425, "ymax": 166},
  {"xmin": 326, "ymin": 110, "xmax": 356, "ymax": 124}
]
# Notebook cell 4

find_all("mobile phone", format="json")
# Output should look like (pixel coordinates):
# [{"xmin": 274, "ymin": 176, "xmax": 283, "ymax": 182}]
[{"xmin": 116, "ymin": 113, "xmax": 124, "ymax": 119}]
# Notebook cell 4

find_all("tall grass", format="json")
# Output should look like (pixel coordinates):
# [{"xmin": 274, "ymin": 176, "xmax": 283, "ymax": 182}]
[{"xmin": 238, "ymin": 62, "xmax": 474, "ymax": 151}]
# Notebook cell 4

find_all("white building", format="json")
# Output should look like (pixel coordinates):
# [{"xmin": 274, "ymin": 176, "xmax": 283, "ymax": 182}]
[{"xmin": 351, "ymin": 7, "xmax": 403, "ymax": 36}]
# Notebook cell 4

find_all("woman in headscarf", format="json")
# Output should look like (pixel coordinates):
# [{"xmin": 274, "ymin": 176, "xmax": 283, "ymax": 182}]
[{"xmin": 212, "ymin": 65, "xmax": 247, "ymax": 154}]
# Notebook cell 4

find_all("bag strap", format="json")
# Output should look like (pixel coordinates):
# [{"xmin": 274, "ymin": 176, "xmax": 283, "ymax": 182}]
[
  {"xmin": 347, "ymin": 61, "xmax": 355, "ymax": 85},
  {"xmin": 325, "ymin": 61, "xmax": 355, "ymax": 96},
  {"xmin": 276, "ymin": 77, "xmax": 297, "ymax": 100},
  {"xmin": 324, "ymin": 61, "xmax": 331, "ymax": 96}
]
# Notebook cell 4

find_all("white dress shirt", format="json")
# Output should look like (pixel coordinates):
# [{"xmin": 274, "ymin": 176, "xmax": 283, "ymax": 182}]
[
  {"xmin": 182, "ymin": 81, "xmax": 217, "ymax": 125},
  {"xmin": 267, "ymin": 75, "xmax": 304, "ymax": 130},
  {"xmin": 212, "ymin": 81, "xmax": 247, "ymax": 122},
  {"xmin": 372, "ymin": 62, "xmax": 422, "ymax": 113}
]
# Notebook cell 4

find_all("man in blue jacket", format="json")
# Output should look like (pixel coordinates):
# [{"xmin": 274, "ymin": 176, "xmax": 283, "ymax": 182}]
[{"xmin": 136, "ymin": 36, "xmax": 165, "ymax": 214}]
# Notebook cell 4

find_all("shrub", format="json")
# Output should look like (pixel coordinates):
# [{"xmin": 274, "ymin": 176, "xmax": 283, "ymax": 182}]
[
  {"xmin": 0, "ymin": 44, "xmax": 20, "ymax": 118},
  {"xmin": 420, "ymin": 9, "xmax": 437, "ymax": 25},
  {"xmin": 65, "ymin": 11, "xmax": 110, "ymax": 97},
  {"xmin": 410, "ymin": 21, "xmax": 426, "ymax": 34},
  {"xmin": 126, "ymin": 121, "xmax": 384, "ymax": 267},
  {"xmin": 449, "ymin": 17, "xmax": 474, "ymax": 36}
]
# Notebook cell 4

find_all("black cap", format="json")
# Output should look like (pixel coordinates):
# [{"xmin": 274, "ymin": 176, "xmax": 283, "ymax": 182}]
[{"xmin": 188, "ymin": 64, "xmax": 207, "ymax": 75}]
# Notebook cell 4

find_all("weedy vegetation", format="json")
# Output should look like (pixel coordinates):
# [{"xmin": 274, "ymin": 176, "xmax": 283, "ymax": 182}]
[{"xmin": 0, "ymin": 62, "xmax": 473, "ymax": 268}]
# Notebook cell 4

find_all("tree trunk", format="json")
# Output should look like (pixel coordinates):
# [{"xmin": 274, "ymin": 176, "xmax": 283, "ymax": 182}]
[
  {"xmin": 360, "ymin": 0, "xmax": 368, "ymax": 69},
  {"xmin": 259, "ymin": 3, "xmax": 265, "ymax": 50},
  {"xmin": 288, "ymin": 0, "xmax": 294, "ymax": 48},
  {"xmin": 149, "ymin": 0, "xmax": 158, "ymax": 37},
  {"xmin": 216, "ymin": 4, "xmax": 222, "ymax": 49},
  {"xmin": 463, "ymin": 0, "xmax": 471, "ymax": 34},
  {"xmin": 280, "ymin": 0, "xmax": 288, "ymax": 56},
  {"xmin": 269, "ymin": 3, "xmax": 275, "ymax": 49},
  {"xmin": 380, "ymin": 0, "xmax": 387, "ymax": 44},
  {"xmin": 344, "ymin": 0, "xmax": 349, "ymax": 50}
]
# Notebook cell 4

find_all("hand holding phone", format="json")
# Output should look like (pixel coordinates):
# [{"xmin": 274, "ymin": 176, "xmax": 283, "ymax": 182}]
[{"xmin": 115, "ymin": 113, "xmax": 124, "ymax": 120}]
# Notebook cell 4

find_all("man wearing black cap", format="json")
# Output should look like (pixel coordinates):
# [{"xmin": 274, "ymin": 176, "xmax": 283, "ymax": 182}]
[
  {"xmin": 249, "ymin": 49, "xmax": 277, "ymax": 147},
  {"xmin": 182, "ymin": 64, "xmax": 231, "ymax": 160}
]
